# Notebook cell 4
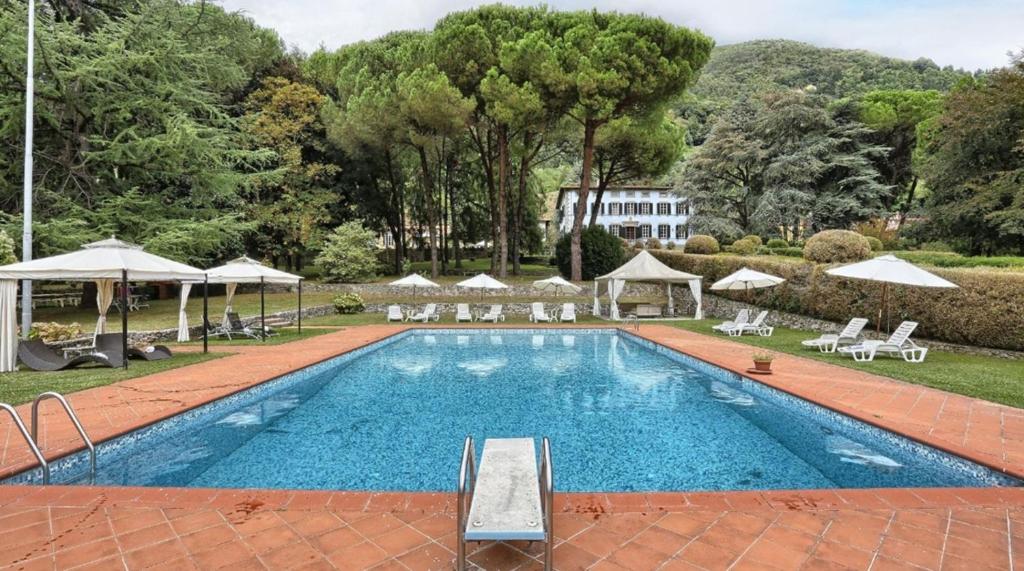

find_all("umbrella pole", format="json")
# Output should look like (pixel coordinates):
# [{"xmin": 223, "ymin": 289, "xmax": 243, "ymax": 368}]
[
  {"xmin": 877, "ymin": 282, "xmax": 887, "ymax": 334},
  {"xmin": 260, "ymin": 276, "xmax": 266, "ymax": 342},
  {"xmin": 121, "ymin": 270, "xmax": 128, "ymax": 370},
  {"xmin": 203, "ymin": 276, "xmax": 208, "ymax": 354},
  {"xmin": 297, "ymin": 280, "xmax": 302, "ymax": 334}
]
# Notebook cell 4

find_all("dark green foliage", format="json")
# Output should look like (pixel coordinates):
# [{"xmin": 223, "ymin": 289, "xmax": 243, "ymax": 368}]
[
  {"xmin": 554, "ymin": 226, "xmax": 624, "ymax": 281},
  {"xmin": 730, "ymin": 239, "xmax": 757, "ymax": 255},
  {"xmin": 683, "ymin": 235, "xmax": 720, "ymax": 254},
  {"xmin": 332, "ymin": 293, "xmax": 365, "ymax": 314},
  {"xmin": 865, "ymin": 236, "xmax": 884, "ymax": 252},
  {"xmin": 0, "ymin": 229, "xmax": 15, "ymax": 264},
  {"xmin": 803, "ymin": 230, "xmax": 872, "ymax": 263},
  {"xmin": 315, "ymin": 222, "xmax": 380, "ymax": 283},
  {"xmin": 766, "ymin": 238, "xmax": 789, "ymax": 248}
]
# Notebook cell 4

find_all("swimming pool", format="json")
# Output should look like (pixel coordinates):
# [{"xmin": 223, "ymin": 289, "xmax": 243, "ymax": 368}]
[{"xmin": 7, "ymin": 329, "xmax": 1019, "ymax": 491}]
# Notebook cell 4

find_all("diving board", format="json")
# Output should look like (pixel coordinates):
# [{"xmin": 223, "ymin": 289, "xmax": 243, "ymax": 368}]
[{"xmin": 457, "ymin": 436, "xmax": 553, "ymax": 570}]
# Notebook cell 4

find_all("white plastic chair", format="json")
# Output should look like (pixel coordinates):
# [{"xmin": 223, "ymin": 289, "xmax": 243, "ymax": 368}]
[
  {"xmin": 802, "ymin": 318, "xmax": 868, "ymax": 352},
  {"xmin": 529, "ymin": 302, "xmax": 552, "ymax": 323},
  {"xmin": 455, "ymin": 304, "xmax": 474, "ymax": 322},
  {"xmin": 713, "ymin": 309, "xmax": 749, "ymax": 333},
  {"xmin": 839, "ymin": 321, "xmax": 927, "ymax": 362},
  {"xmin": 559, "ymin": 303, "xmax": 576, "ymax": 323},
  {"xmin": 386, "ymin": 305, "xmax": 404, "ymax": 322}
]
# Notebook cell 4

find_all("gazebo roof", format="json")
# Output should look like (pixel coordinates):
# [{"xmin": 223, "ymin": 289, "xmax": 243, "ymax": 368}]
[
  {"xmin": 596, "ymin": 251, "xmax": 701, "ymax": 283},
  {"xmin": 205, "ymin": 256, "xmax": 302, "ymax": 285},
  {"xmin": 0, "ymin": 237, "xmax": 205, "ymax": 282}
]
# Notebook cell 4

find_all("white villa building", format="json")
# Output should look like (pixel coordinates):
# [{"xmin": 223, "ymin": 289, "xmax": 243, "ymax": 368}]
[{"xmin": 555, "ymin": 184, "xmax": 693, "ymax": 245}]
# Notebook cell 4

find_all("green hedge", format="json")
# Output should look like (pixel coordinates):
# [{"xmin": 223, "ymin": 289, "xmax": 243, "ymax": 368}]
[
  {"xmin": 649, "ymin": 250, "xmax": 1024, "ymax": 351},
  {"xmin": 890, "ymin": 251, "xmax": 1024, "ymax": 269}
]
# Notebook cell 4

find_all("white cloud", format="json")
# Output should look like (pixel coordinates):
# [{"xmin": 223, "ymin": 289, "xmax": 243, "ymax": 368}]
[{"xmin": 217, "ymin": 0, "xmax": 1023, "ymax": 70}]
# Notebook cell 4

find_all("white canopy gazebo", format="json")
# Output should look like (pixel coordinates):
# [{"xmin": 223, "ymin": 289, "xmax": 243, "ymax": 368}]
[
  {"xmin": 0, "ymin": 237, "xmax": 208, "ymax": 372},
  {"xmin": 205, "ymin": 256, "xmax": 303, "ymax": 341},
  {"xmin": 593, "ymin": 250, "xmax": 703, "ymax": 320}
]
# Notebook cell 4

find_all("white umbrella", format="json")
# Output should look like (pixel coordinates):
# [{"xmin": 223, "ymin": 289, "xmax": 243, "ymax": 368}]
[
  {"xmin": 533, "ymin": 275, "xmax": 582, "ymax": 296},
  {"xmin": 206, "ymin": 256, "xmax": 303, "ymax": 340},
  {"xmin": 456, "ymin": 274, "xmax": 508, "ymax": 300},
  {"xmin": 389, "ymin": 273, "xmax": 440, "ymax": 297},
  {"xmin": 711, "ymin": 267, "xmax": 786, "ymax": 291},
  {"xmin": 826, "ymin": 254, "xmax": 958, "ymax": 332}
]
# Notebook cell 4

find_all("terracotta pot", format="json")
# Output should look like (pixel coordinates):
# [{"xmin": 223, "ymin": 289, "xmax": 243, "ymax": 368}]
[{"xmin": 753, "ymin": 360, "xmax": 772, "ymax": 372}]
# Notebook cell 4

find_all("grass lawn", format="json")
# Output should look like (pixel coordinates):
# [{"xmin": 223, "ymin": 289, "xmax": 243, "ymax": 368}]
[
  {"xmin": 0, "ymin": 353, "xmax": 227, "ymax": 406},
  {"xmin": 668, "ymin": 320, "xmax": 1024, "ymax": 409},
  {"xmin": 407, "ymin": 258, "xmax": 556, "ymax": 277},
  {"xmin": 170, "ymin": 327, "xmax": 337, "ymax": 347}
]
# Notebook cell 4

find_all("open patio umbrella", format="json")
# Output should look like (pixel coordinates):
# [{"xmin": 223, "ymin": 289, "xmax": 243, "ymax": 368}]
[
  {"xmin": 389, "ymin": 273, "xmax": 440, "ymax": 297},
  {"xmin": 455, "ymin": 274, "xmax": 508, "ymax": 300},
  {"xmin": 206, "ymin": 256, "xmax": 303, "ymax": 341},
  {"xmin": 826, "ymin": 254, "xmax": 958, "ymax": 332},
  {"xmin": 711, "ymin": 267, "xmax": 785, "ymax": 313},
  {"xmin": 533, "ymin": 276, "xmax": 582, "ymax": 296}
]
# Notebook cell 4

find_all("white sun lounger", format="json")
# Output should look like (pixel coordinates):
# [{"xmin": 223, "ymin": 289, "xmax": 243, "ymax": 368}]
[
  {"xmin": 386, "ymin": 305, "xmax": 405, "ymax": 322},
  {"xmin": 838, "ymin": 321, "xmax": 927, "ymax": 362},
  {"xmin": 458, "ymin": 437, "xmax": 553, "ymax": 571},
  {"xmin": 529, "ymin": 302, "xmax": 552, "ymax": 323},
  {"xmin": 559, "ymin": 303, "xmax": 577, "ymax": 323},
  {"xmin": 455, "ymin": 303, "xmax": 474, "ymax": 322},
  {"xmin": 479, "ymin": 304, "xmax": 505, "ymax": 323},
  {"xmin": 408, "ymin": 303, "xmax": 439, "ymax": 322},
  {"xmin": 712, "ymin": 309, "xmax": 749, "ymax": 333},
  {"xmin": 802, "ymin": 318, "xmax": 868, "ymax": 352},
  {"xmin": 723, "ymin": 310, "xmax": 772, "ymax": 337}
]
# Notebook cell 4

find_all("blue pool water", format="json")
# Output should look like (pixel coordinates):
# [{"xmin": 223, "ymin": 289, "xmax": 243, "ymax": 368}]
[{"xmin": 10, "ymin": 330, "xmax": 1018, "ymax": 491}]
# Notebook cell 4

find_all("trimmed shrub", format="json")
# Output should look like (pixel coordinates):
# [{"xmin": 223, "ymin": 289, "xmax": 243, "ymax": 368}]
[
  {"xmin": 332, "ymin": 293, "xmax": 365, "ymax": 314},
  {"xmin": 730, "ymin": 238, "xmax": 757, "ymax": 256},
  {"xmin": 665, "ymin": 241, "xmax": 677, "ymax": 250},
  {"xmin": 919, "ymin": 241, "xmax": 954, "ymax": 252},
  {"xmin": 555, "ymin": 226, "xmax": 626, "ymax": 281},
  {"xmin": 29, "ymin": 322, "xmax": 82, "ymax": 343},
  {"xmin": 865, "ymin": 236, "xmax": 883, "ymax": 252},
  {"xmin": 315, "ymin": 221, "xmax": 379, "ymax": 283},
  {"xmin": 684, "ymin": 234, "xmax": 720, "ymax": 255},
  {"xmin": 646, "ymin": 237, "xmax": 663, "ymax": 250},
  {"xmin": 0, "ymin": 230, "xmax": 15, "ymax": 265},
  {"xmin": 803, "ymin": 230, "xmax": 872, "ymax": 264},
  {"xmin": 770, "ymin": 247, "xmax": 805, "ymax": 258},
  {"xmin": 648, "ymin": 250, "xmax": 1024, "ymax": 351},
  {"xmin": 742, "ymin": 235, "xmax": 763, "ymax": 247},
  {"xmin": 766, "ymin": 238, "xmax": 789, "ymax": 249}
]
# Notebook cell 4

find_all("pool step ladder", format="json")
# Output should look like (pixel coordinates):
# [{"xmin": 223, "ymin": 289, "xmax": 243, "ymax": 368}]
[
  {"xmin": 457, "ymin": 436, "xmax": 553, "ymax": 571},
  {"xmin": 0, "ymin": 392, "xmax": 96, "ymax": 485}
]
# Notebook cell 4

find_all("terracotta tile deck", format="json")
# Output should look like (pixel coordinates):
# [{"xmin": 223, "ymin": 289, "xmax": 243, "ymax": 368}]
[{"xmin": 1, "ymin": 323, "xmax": 1022, "ymax": 570}]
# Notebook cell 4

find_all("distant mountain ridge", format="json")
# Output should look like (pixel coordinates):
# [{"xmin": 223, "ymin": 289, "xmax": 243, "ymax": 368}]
[{"xmin": 691, "ymin": 39, "xmax": 971, "ymax": 101}]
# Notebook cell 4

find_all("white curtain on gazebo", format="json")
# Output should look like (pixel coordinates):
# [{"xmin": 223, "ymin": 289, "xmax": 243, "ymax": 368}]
[
  {"xmin": 177, "ymin": 283, "xmax": 192, "ymax": 342},
  {"xmin": 688, "ymin": 279, "xmax": 703, "ymax": 319},
  {"xmin": 592, "ymin": 281, "xmax": 601, "ymax": 316},
  {"xmin": 95, "ymin": 279, "xmax": 114, "ymax": 336},
  {"xmin": 222, "ymin": 283, "xmax": 237, "ymax": 327},
  {"xmin": 0, "ymin": 280, "xmax": 16, "ymax": 372},
  {"xmin": 609, "ymin": 279, "xmax": 626, "ymax": 320}
]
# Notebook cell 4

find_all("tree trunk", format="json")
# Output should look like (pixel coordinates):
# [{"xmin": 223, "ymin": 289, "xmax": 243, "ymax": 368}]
[
  {"xmin": 417, "ymin": 147, "xmax": 440, "ymax": 278},
  {"xmin": 496, "ymin": 125, "xmax": 510, "ymax": 278},
  {"xmin": 571, "ymin": 121, "xmax": 598, "ymax": 281},
  {"xmin": 896, "ymin": 176, "xmax": 918, "ymax": 232},
  {"xmin": 449, "ymin": 160, "xmax": 461, "ymax": 269}
]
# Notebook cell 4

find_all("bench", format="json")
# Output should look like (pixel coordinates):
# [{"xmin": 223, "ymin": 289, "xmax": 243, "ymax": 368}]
[
  {"xmin": 635, "ymin": 303, "xmax": 663, "ymax": 318},
  {"xmin": 457, "ymin": 437, "xmax": 553, "ymax": 570}
]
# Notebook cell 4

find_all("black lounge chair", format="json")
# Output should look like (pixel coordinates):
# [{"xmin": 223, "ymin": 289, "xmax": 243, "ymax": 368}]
[
  {"xmin": 225, "ymin": 312, "xmax": 271, "ymax": 340},
  {"xmin": 95, "ymin": 333, "xmax": 172, "ymax": 362},
  {"xmin": 17, "ymin": 340, "xmax": 117, "ymax": 372}
]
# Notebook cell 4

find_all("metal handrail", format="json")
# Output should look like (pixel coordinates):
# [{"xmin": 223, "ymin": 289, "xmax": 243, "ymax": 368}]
[
  {"xmin": 539, "ymin": 436, "xmax": 554, "ymax": 571},
  {"xmin": 0, "ymin": 403, "xmax": 49, "ymax": 484},
  {"xmin": 31, "ymin": 392, "xmax": 95, "ymax": 481},
  {"xmin": 456, "ymin": 436, "xmax": 476, "ymax": 571}
]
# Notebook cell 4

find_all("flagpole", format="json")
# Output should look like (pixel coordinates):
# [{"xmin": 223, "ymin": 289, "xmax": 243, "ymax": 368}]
[{"xmin": 20, "ymin": 0, "xmax": 35, "ymax": 338}]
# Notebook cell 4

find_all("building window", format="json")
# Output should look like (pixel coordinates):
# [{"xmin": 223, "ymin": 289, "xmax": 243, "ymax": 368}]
[
  {"xmin": 600, "ymin": 203, "xmax": 606, "ymax": 215},
  {"xmin": 675, "ymin": 225, "xmax": 687, "ymax": 239},
  {"xmin": 608, "ymin": 203, "xmax": 621, "ymax": 216},
  {"xmin": 624, "ymin": 203, "xmax": 637, "ymax": 216},
  {"xmin": 572, "ymin": 201, "xmax": 578, "ymax": 214},
  {"xmin": 623, "ymin": 226, "xmax": 636, "ymax": 240},
  {"xmin": 657, "ymin": 203, "xmax": 670, "ymax": 215},
  {"xmin": 609, "ymin": 224, "xmax": 621, "ymax": 237},
  {"xmin": 658, "ymin": 225, "xmax": 670, "ymax": 240},
  {"xmin": 641, "ymin": 192, "xmax": 650, "ymax": 197},
  {"xmin": 639, "ymin": 203, "xmax": 653, "ymax": 215},
  {"xmin": 676, "ymin": 201, "xmax": 689, "ymax": 216},
  {"xmin": 639, "ymin": 224, "xmax": 652, "ymax": 239}
]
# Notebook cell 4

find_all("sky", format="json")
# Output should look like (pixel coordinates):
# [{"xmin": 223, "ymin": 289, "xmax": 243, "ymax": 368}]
[{"xmin": 218, "ymin": 0, "xmax": 1023, "ymax": 70}]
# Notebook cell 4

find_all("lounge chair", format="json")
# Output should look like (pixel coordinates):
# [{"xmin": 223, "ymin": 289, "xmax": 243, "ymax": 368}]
[
  {"xmin": 529, "ymin": 302, "xmax": 552, "ymax": 323},
  {"xmin": 386, "ymin": 305, "xmax": 405, "ymax": 322},
  {"xmin": 17, "ymin": 340, "xmax": 118, "ymax": 371},
  {"xmin": 838, "ymin": 321, "xmax": 928, "ymax": 362},
  {"xmin": 722, "ymin": 310, "xmax": 772, "ymax": 337},
  {"xmin": 225, "ymin": 312, "xmax": 265, "ymax": 340},
  {"xmin": 712, "ymin": 309, "xmax": 749, "ymax": 333},
  {"xmin": 96, "ymin": 333, "xmax": 172, "ymax": 362},
  {"xmin": 455, "ymin": 304, "xmax": 474, "ymax": 322},
  {"xmin": 559, "ymin": 303, "xmax": 577, "ymax": 323},
  {"xmin": 409, "ymin": 303, "xmax": 439, "ymax": 323},
  {"xmin": 479, "ymin": 305, "xmax": 505, "ymax": 323},
  {"xmin": 802, "ymin": 318, "xmax": 869, "ymax": 353}
]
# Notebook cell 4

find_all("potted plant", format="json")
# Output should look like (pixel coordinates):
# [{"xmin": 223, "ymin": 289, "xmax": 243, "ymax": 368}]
[{"xmin": 751, "ymin": 351, "xmax": 775, "ymax": 373}]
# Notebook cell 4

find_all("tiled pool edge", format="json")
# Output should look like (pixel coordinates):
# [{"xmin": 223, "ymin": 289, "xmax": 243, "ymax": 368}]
[{"xmin": 627, "ymin": 327, "xmax": 1024, "ymax": 482}]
